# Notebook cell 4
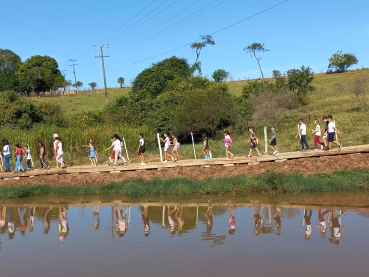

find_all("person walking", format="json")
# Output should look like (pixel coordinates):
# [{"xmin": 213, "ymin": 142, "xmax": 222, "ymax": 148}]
[
  {"xmin": 269, "ymin": 126, "xmax": 279, "ymax": 156},
  {"xmin": 2, "ymin": 139, "xmax": 11, "ymax": 172},
  {"xmin": 160, "ymin": 133, "xmax": 173, "ymax": 163},
  {"xmin": 223, "ymin": 130, "xmax": 234, "ymax": 159},
  {"xmin": 247, "ymin": 127, "xmax": 261, "ymax": 157},
  {"xmin": 295, "ymin": 119, "xmax": 309, "ymax": 152},
  {"xmin": 311, "ymin": 119, "xmax": 325, "ymax": 150},
  {"xmin": 24, "ymin": 144, "xmax": 33, "ymax": 171},
  {"xmin": 202, "ymin": 133, "xmax": 210, "ymax": 160},
  {"xmin": 326, "ymin": 115, "xmax": 342, "ymax": 150},
  {"xmin": 138, "ymin": 133, "xmax": 146, "ymax": 165},
  {"xmin": 38, "ymin": 141, "xmax": 50, "ymax": 170},
  {"xmin": 55, "ymin": 137, "xmax": 65, "ymax": 169},
  {"xmin": 14, "ymin": 144, "xmax": 25, "ymax": 173}
]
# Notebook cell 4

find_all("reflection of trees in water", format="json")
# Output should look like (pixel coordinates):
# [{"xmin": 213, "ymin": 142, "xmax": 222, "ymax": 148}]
[{"xmin": 358, "ymin": 211, "xmax": 369, "ymax": 218}]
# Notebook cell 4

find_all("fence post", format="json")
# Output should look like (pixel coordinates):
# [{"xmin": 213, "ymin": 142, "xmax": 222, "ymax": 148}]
[
  {"xmin": 264, "ymin": 126, "xmax": 268, "ymax": 154},
  {"xmin": 157, "ymin": 133, "xmax": 163, "ymax": 162}
]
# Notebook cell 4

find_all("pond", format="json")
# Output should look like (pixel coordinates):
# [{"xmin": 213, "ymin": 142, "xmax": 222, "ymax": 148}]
[{"xmin": 1, "ymin": 195, "xmax": 369, "ymax": 277}]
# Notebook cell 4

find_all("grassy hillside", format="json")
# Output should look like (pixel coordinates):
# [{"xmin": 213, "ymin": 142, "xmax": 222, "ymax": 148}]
[{"xmin": 21, "ymin": 69, "xmax": 369, "ymax": 165}]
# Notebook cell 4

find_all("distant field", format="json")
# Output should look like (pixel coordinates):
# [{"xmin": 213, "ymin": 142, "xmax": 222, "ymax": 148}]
[{"xmin": 32, "ymin": 87, "xmax": 130, "ymax": 115}]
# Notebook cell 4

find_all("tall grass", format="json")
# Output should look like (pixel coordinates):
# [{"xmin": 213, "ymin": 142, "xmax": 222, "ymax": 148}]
[{"xmin": 1, "ymin": 169, "xmax": 368, "ymax": 199}]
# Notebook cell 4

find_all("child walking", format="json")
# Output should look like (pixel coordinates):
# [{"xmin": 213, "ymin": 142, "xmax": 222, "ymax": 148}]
[
  {"xmin": 14, "ymin": 144, "xmax": 25, "ymax": 173},
  {"xmin": 202, "ymin": 133, "xmax": 210, "ymax": 160},
  {"xmin": 138, "ymin": 133, "xmax": 146, "ymax": 165},
  {"xmin": 223, "ymin": 130, "xmax": 234, "ymax": 159},
  {"xmin": 38, "ymin": 141, "xmax": 50, "ymax": 170},
  {"xmin": 247, "ymin": 127, "xmax": 261, "ymax": 157},
  {"xmin": 326, "ymin": 115, "xmax": 342, "ymax": 150},
  {"xmin": 269, "ymin": 126, "xmax": 279, "ymax": 155},
  {"xmin": 55, "ymin": 137, "xmax": 65, "ymax": 169},
  {"xmin": 160, "ymin": 133, "xmax": 173, "ymax": 163},
  {"xmin": 24, "ymin": 145, "xmax": 33, "ymax": 171},
  {"xmin": 311, "ymin": 119, "xmax": 325, "ymax": 150},
  {"xmin": 295, "ymin": 119, "xmax": 309, "ymax": 152},
  {"xmin": 171, "ymin": 134, "xmax": 180, "ymax": 162},
  {"xmin": 322, "ymin": 116, "xmax": 328, "ymax": 148},
  {"xmin": 83, "ymin": 141, "xmax": 97, "ymax": 166}
]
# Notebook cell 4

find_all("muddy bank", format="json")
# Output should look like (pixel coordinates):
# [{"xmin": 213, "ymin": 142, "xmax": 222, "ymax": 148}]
[{"xmin": 0, "ymin": 153, "xmax": 367, "ymax": 187}]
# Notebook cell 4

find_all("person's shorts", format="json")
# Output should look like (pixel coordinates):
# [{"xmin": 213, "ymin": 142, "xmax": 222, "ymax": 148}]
[
  {"xmin": 328, "ymin": 132, "xmax": 335, "ymax": 142},
  {"xmin": 164, "ymin": 145, "xmax": 170, "ymax": 151},
  {"xmin": 204, "ymin": 145, "xmax": 209, "ymax": 150},
  {"xmin": 173, "ymin": 146, "xmax": 178, "ymax": 151},
  {"xmin": 139, "ymin": 146, "xmax": 146, "ymax": 154},
  {"xmin": 323, "ymin": 133, "xmax": 327, "ymax": 138},
  {"xmin": 270, "ymin": 138, "xmax": 277, "ymax": 146},
  {"xmin": 250, "ymin": 141, "xmax": 257, "ymax": 149}
]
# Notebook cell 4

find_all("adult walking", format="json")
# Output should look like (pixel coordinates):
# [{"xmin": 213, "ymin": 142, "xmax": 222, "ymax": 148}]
[{"xmin": 2, "ymin": 139, "xmax": 11, "ymax": 172}]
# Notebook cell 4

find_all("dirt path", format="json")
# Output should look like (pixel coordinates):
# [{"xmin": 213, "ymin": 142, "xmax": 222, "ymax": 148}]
[{"xmin": 0, "ymin": 153, "xmax": 367, "ymax": 187}]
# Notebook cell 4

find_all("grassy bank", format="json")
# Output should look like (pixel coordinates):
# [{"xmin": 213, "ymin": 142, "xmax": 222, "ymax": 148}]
[{"xmin": 1, "ymin": 169, "xmax": 369, "ymax": 199}]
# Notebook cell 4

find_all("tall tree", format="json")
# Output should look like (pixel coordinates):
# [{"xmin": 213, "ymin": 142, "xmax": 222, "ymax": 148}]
[
  {"xmin": 117, "ymin": 77, "xmax": 125, "ymax": 88},
  {"xmin": 73, "ymin": 81, "xmax": 83, "ymax": 89},
  {"xmin": 328, "ymin": 51, "xmax": 358, "ymax": 73},
  {"xmin": 243, "ymin": 43, "xmax": 269, "ymax": 82},
  {"xmin": 89, "ymin": 82, "xmax": 97, "ymax": 90},
  {"xmin": 0, "ymin": 49, "xmax": 21, "ymax": 71},
  {"xmin": 191, "ymin": 35, "xmax": 215, "ymax": 74}
]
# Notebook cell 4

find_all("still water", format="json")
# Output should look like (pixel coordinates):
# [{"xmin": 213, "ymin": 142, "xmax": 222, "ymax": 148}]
[{"xmin": 1, "ymin": 197, "xmax": 369, "ymax": 277}]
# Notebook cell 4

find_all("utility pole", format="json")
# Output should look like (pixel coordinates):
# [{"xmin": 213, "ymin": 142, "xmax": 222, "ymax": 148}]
[
  {"xmin": 68, "ymin": 59, "xmax": 78, "ymax": 93},
  {"xmin": 61, "ymin": 70, "xmax": 67, "ymax": 93},
  {"xmin": 94, "ymin": 45, "xmax": 109, "ymax": 106}
]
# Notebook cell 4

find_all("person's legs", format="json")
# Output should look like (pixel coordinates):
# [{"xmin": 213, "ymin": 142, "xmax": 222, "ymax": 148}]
[
  {"xmin": 4, "ymin": 154, "xmax": 10, "ymax": 172},
  {"xmin": 301, "ymin": 135, "xmax": 309, "ymax": 150},
  {"xmin": 314, "ymin": 136, "xmax": 319, "ymax": 149},
  {"xmin": 118, "ymin": 151, "xmax": 127, "ymax": 163},
  {"xmin": 15, "ymin": 156, "xmax": 24, "ymax": 172},
  {"xmin": 114, "ymin": 150, "xmax": 119, "ymax": 165}
]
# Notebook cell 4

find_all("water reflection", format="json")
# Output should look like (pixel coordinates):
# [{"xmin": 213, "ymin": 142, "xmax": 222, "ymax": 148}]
[{"xmin": 0, "ymin": 204, "xmax": 356, "ymax": 246}]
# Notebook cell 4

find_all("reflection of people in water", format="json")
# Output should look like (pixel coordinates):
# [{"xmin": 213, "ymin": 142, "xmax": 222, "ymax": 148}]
[
  {"xmin": 228, "ymin": 206, "xmax": 236, "ymax": 235},
  {"xmin": 44, "ymin": 206, "xmax": 52, "ymax": 234},
  {"xmin": 300, "ymin": 209, "xmax": 313, "ymax": 240},
  {"xmin": 329, "ymin": 210, "xmax": 346, "ymax": 245},
  {"xmin": 28, "ymin": 206, "xmax": 35, "ymax": 232},
  {"xmin": 176, "ymin": 206, "xmax": 184, "ymax": 235},
  {"xmin": 274, "ymin": 208, "xmax": 282, "ymax": 235},
  {"xmin": 18, "ymin": 207, "xmax": 27, "ymax": 236},
  {"xmin": 0, "ymin": 206, "xmax": 6, "ymax": 234},
  {"xmin": 167, "ymin": 206, "xmax": 176, "ymax": 235},
  {"xmin": 206, "ymin": 206, "xmax": 213, "ymax": 233},
  {"xmin": 8, "ymin": 207, "xmax": 15, "ymax": 239},
  {"xmin": 112, "ymin": 206, "xmax": 130, "ymax": 237},
  {"xmin": 251, "ymin": 206, "xmax": 263, "ymax": 235},
  {"xmin": 88, "ymin": 206, "xmax": 100, "ymax": 230},
  {"xmin": 59, "ymin": 207, "xmax": 69, "ymax": 241},
  {"xmin": 316, "ymin": 209, "xmax": 329, "ymax": 237},
  {"xmin": 141, "ymin": 206, "xmax": 150, "ymax": 237}
]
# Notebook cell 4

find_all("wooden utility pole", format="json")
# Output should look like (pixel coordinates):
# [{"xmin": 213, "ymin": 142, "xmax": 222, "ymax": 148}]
[
  {"xmin": 94, "ymin": 45, "xmax": 109, "ymax": 106},
  {"xmin": 68, "ymin": 59, "xmax": 78, "ymax": 93}
]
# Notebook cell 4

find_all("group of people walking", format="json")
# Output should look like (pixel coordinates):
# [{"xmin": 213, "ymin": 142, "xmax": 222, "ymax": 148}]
[{"xmin": 0, "ymin": 115, "xmax": 343, "ymax": 172}]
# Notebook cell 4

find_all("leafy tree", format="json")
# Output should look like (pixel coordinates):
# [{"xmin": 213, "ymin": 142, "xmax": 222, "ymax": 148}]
[
  {"xmin": 272, "ymin": 70, "xmax": 282, "ymax": 78},
  {"xmin": 131, "ymin": 56, "xmax": 191, "ymax": 101},
  {"xmin": 272, "ymin": 70, "xmax": 286, "ymax": 93},
  {"xmin": 286, "ymin": 65, "xmax": 314, "ymax": 104},
  {"xmin": 191, "ymin": 35, "xmax": 215, "ymax": 63},
  {"xmin": 243, "ymin": 43, "xmax": 269, "ymax": 81},
  {"xmin": 0, "ymin": 49, "xmax": 21, "ymax": 71},
  {"xmin": 73, "ymin": 81, "xmax": 83, "ymax": 88},
  {"xmin": 212, "ymin": 69, "xmax": 229, "ymax": 82},
  {"xmin": 191, "ymin": 35, "xmax": 215, "ymax": 75},
  {"xmin": 0, "ymin": 69, "xmax": 19, "ymax": 92},
  {"xmin": 19, "ymin": 55, "xmax": 59, "ymax": 74},
  {"xmin": 21, "ymin": 67, "xmax": 55, "ymax": 94},
  {"xmin": 89, "ymin": 82, "xmax": 97, "ymax": 90},
  {"xmin": 117, "ymin": 77, "xmax": 125, "ymax": 88},
  {"xmin": 328, "ymin": 51, "xmax": 358, "ymax": 73}
]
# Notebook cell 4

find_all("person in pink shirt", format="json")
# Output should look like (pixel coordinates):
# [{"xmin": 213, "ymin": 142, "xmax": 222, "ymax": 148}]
[
  {"xmin": 223, "ymin": 130, "xmax": 234, "ymax": 159},
  {"xmin": 14, "ymin": 144, "xmax": 25, "ymax": 173}
]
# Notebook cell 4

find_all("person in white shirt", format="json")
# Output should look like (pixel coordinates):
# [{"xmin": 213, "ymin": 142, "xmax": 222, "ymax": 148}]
[
  {"xmin": 300, "ymin": 209, "xmax": 313, "ymax": 240},
  {"xmin": 2, "ymin": 139, "xmax": 11, "ymax": 172},
  {"xmin": 295, "ymin": 119, "xmax": 309, "ymax": 152},
  {"xmin": 326, "ymin": 115, "xmax": 342, "ymax": 150},
  {"xmin": 311, "ymin": 119, "xmax": 326, "ymax": 150},
  {"xmin": 106, "ymin": 134, "xmax": 128, "ymax": 166},
  {"xmin": 55, "ymin": 137, "xmax": 65, "ymax": 169},
  {"xmin": 160, "ymin": 133, "xmax": 173, "ymax": 163},
  {"xmin": 24, "ymin": 144, "xmax": 33, "ymax": 171},
  {"xmin": 138, "ymin": 133, "xmax": 146, "ymax": 165}
]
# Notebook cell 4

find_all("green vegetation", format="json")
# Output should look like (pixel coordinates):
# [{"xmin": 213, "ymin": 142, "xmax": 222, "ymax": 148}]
[
  {"xmin": 1, "ymin": 169, "xmax": 369, "ymax": 199},
  {"xmin": 328, "ymin": 50, "xmax": 358, "ymax": 73}
]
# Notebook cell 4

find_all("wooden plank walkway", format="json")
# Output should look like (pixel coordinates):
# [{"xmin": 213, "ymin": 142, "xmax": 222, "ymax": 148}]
[{"xmin": 1, "ymin": 144, "xmax": 369, "ymax": 180}]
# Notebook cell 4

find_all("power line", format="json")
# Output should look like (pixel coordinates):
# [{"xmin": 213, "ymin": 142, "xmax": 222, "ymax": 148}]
[
  {"xmin": 94, "ymin": 45, "xmax": 110, "ymax": 106},
  {"xmin": 109, "ymin": 0, "xmax": 223, "ymax": 54},
  {"xmin": 106, "ymin": 0, "xmax": 171, "ymax": 44},
  {"xmin": 76, "ymin": 0, "xmax": 157, "ymax": 59},
  {"xmin": 107, "ymin": 0, "xmax": 288, "ymax": 70}
]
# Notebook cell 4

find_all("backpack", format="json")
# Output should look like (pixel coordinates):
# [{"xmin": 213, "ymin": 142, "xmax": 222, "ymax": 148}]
[{"xmin": 254, "ymin": 135, "xmax": 259, "ymax": 145}]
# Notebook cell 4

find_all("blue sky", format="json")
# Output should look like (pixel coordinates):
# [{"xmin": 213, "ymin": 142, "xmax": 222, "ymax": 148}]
[{"xmin": 1, "ymin": 0, "xmax": 368, "ymax": 88}]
